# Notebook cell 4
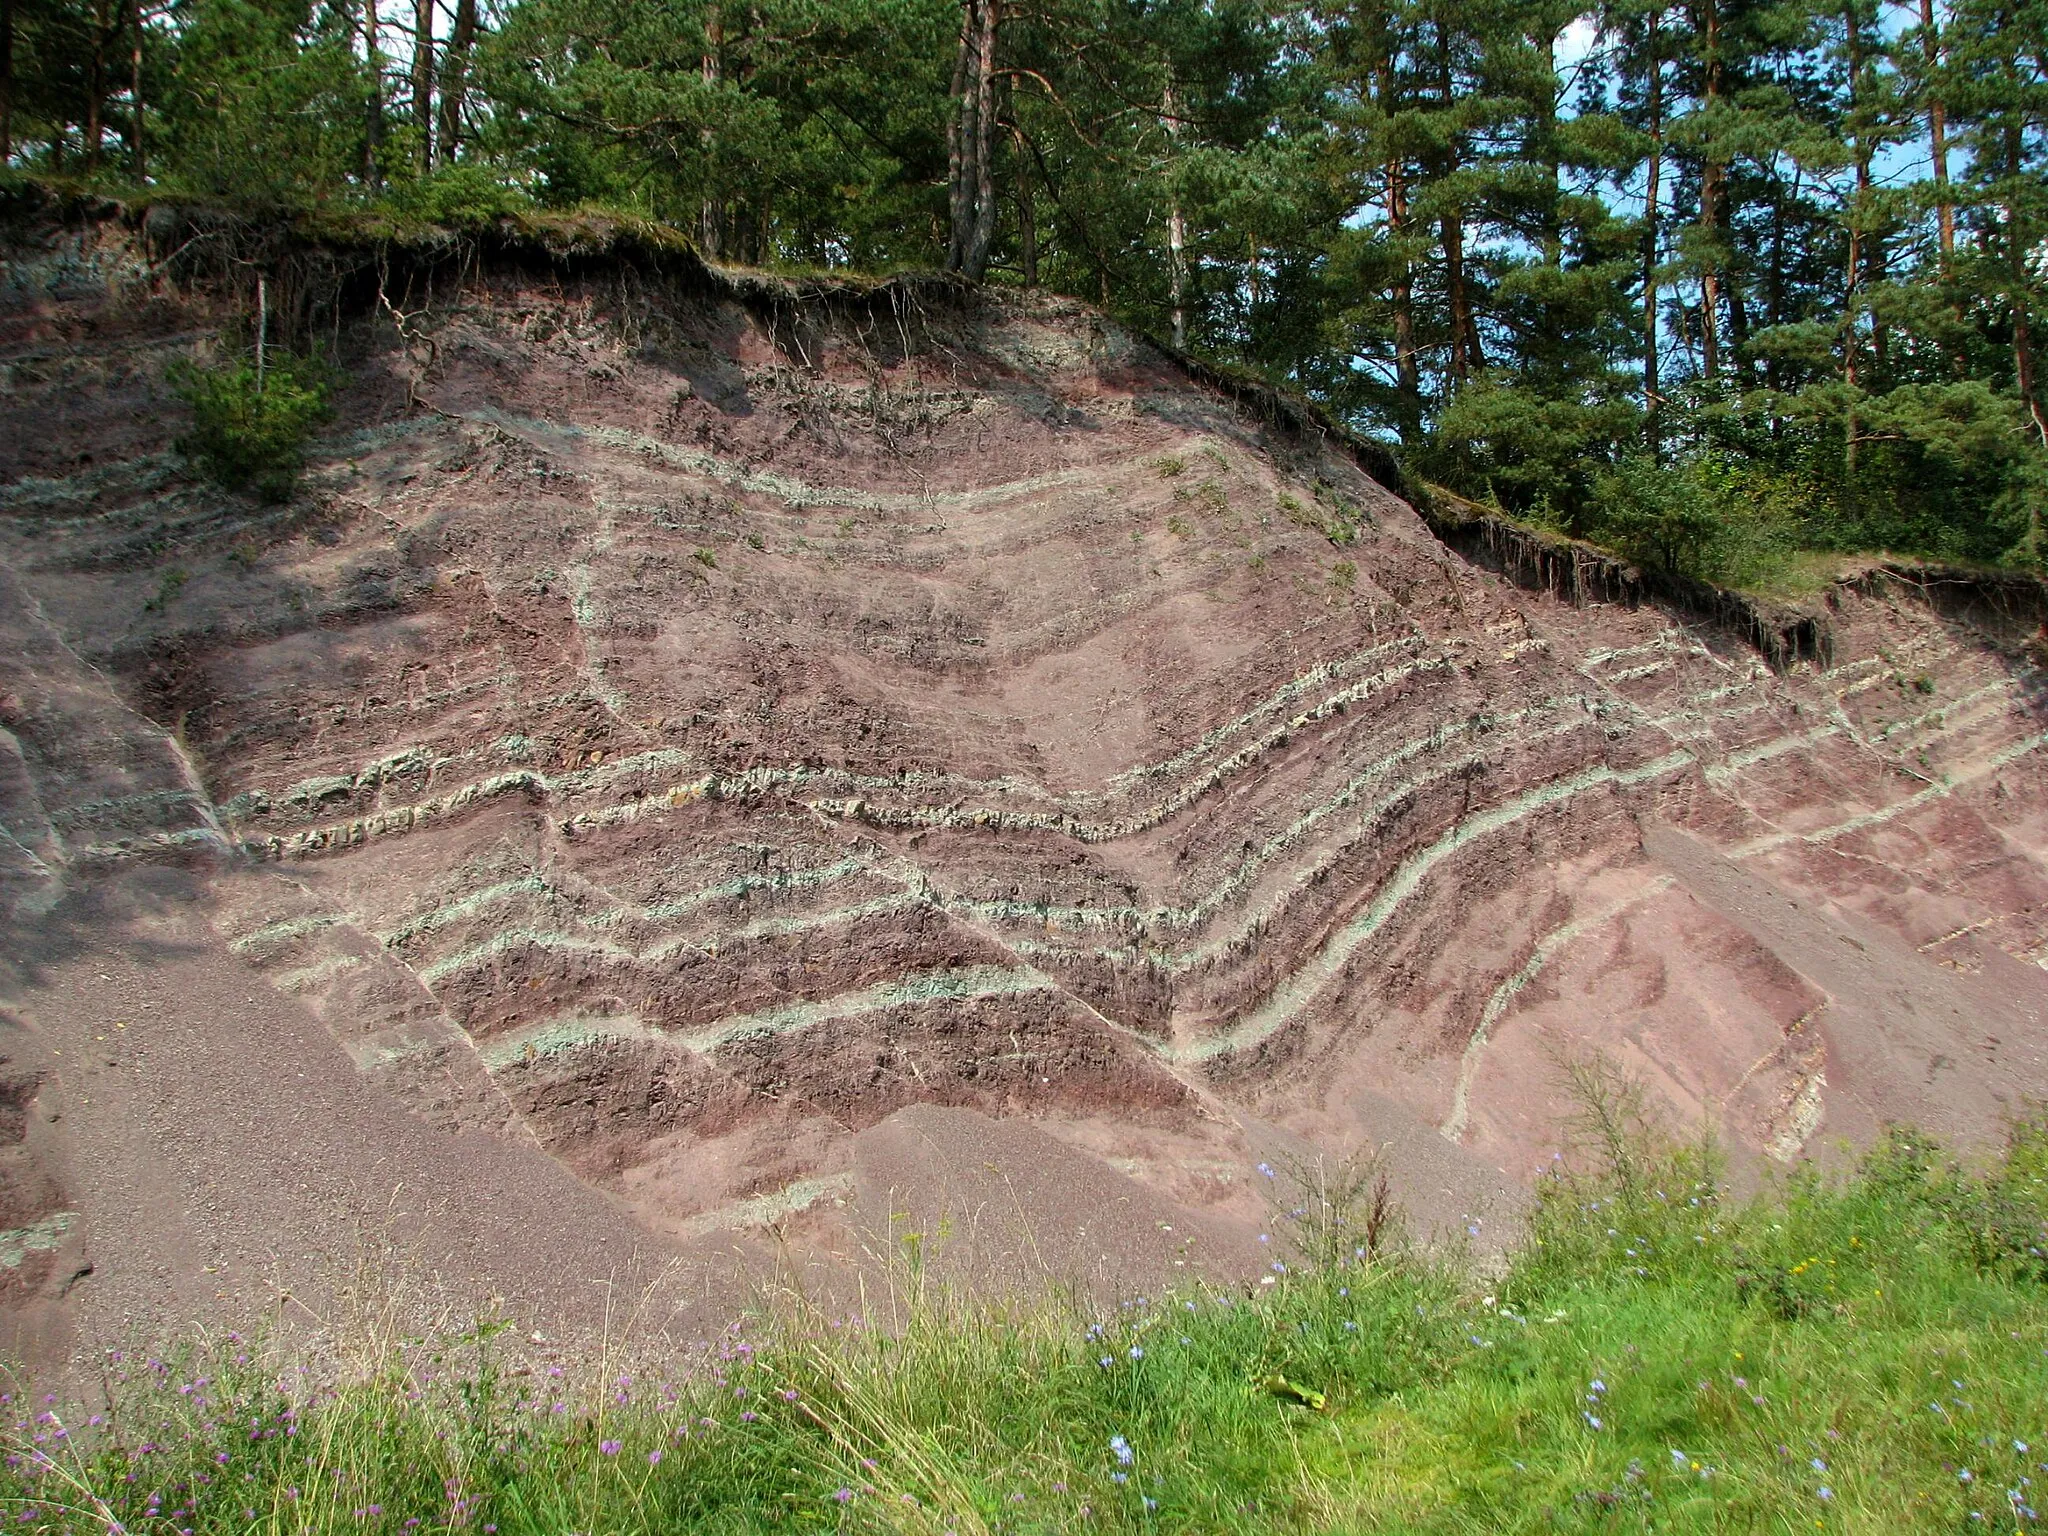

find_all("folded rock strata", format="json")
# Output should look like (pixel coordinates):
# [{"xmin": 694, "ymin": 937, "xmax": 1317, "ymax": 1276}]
[{"xmin": 2, "ymin": 210, "xmax": 2044, "ymax": 1351}]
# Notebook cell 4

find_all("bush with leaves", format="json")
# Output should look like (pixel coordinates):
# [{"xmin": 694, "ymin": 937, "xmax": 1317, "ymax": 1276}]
[
  {"xmin": 1582, "ymin": 454, "xmax": 1806, "ymax": 589},
  {"xmin": 376, "ymin": 164, "xmax": 534, "ymax": 227},
  {"xmin": 170, "ymin": 353, "xmax": 333, "ymax": 502}
]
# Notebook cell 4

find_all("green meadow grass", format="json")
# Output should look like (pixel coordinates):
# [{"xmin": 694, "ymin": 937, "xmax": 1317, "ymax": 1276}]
[{"xmin": 7, "ymin": 1104, "xmax": 2046, "ymax": 1535}]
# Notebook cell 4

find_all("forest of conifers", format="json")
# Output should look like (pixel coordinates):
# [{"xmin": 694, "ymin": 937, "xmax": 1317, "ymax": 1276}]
[{"xmin": 2, "ymin": 0, "xmax": 2045, "ymax": 582}]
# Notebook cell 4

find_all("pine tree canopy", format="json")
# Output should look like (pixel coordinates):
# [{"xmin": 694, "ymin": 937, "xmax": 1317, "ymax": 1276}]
[{"xmin": 4, "ymin": 0, "xmax": 2044, "ymax": 575}]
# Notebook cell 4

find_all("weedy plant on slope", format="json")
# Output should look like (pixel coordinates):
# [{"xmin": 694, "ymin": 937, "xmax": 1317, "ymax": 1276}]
[
  {"xmin": 5, "ymin": 1073, "xmax": 2046, "ymax": 1534},
  {"xmin": 169, "ymin": 354, "xmax": 333, "ymax": 504}
]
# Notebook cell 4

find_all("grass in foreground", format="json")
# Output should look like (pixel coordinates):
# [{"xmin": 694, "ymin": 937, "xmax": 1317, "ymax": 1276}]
[{"xmin": 6, "ymin": 1099, "xmax": 2047, "ymax": 1534}]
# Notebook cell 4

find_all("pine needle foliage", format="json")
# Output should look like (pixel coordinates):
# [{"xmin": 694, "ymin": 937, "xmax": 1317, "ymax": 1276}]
[{"xmin": 169, "ymin": 354, "xmax": 333, "ymax": 503}]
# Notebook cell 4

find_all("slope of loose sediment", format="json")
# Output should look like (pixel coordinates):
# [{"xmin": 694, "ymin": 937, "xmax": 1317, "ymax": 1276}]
[{"xmin": 1, "ymin": 209, "xmax": 2044, "ymax": 1356}]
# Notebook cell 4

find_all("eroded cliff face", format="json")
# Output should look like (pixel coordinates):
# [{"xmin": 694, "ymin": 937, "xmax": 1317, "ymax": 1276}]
[{"xmin": 2, "ymin": 209, "xmax": 2045, "ymax": 1350}]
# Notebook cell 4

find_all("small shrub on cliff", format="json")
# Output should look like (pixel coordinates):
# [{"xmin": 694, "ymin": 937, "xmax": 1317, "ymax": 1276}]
[
  {"xmin": 374, "ymin": 163, "xmax": 533, "ymax": 227},
  {"xmin": 1583, "ymin": 453, "xmax": 1804, "ymax": 589},
  {"xmin": 170, "ymin": 354, "xmax": 332, "ymax": 502}
]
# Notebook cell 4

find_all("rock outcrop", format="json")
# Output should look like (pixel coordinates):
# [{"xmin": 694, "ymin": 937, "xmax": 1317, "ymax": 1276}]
[{"xmin": 3, "ymin": 203, "xmax": 2045, "ymax": 1352}]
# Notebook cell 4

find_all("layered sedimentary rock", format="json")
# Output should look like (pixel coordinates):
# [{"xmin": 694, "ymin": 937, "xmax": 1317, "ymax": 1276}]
[{"xmin": 2, "ymin": 211, "xmax": 2045, "ymax": 1338}]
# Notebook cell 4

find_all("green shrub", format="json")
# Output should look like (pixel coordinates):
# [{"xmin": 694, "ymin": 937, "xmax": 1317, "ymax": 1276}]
[
  {"xmin": 170, "ymin": 354, "xmax": 333, "ymax": 502},
  {"xmin": 374, "ymin": 163, "xmax": 534, "ymax": 226}
]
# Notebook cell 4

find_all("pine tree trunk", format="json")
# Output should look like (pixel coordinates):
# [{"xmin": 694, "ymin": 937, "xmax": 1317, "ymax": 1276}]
[
  {"xmin": 2020, "ymin": 307, "xmax": 2048, "ymax": 563},
  {"xmin": 1863, "ymin": 208, "xmax": 1885, "ymax": 379},
  {"xmin": 1843, "ymin": 126, "xmax": 1861, "ymax": 489},
  {"xmin": 1722, "ymin": 196, "xmax": 1750, "ymax": 368},
  {"xmin": 1390, "ymin": 161, "xmax": 1420, "ymax": 415},
  {"xmin": 1540, "ymin": 28, "xmax": 1561, "ymax": 268},
  {"xmin": 1375, "ymin": 41, "xmax": 1419, "ymax": 427},
  {"xmin": 86, "ymin": 0, "xmax": 106, "ymax": 170},
  {"xmin": 698, "ymin": 14, "xmax": 723, "ymax": 258},
  {"xmin": 945, "ymin": 1, "xmax": 974, "ymax": 269},
  {"xmin": 1846, "ymin": 3, "xmax": 1884, "ymax": 381},
  {"xmin": 1720, "ymin": 243, "xmax": 1753, "ymax": 364},
  {"xmin": 1018, "ymin": 166, "xmax": 1036, "ymax": 288},
  {"xmin": 2010, "ymin": 125, "xmax": 2048, "ymax": 472},
  {"xmin": 1695, "ymin": 0, "xmax": 1723, "ymax": 382},
  {"xmin": 2017, "ymin": 304, "xmax": 2048, "ymax": 454},
  {"xmin": 1163, "ymin": 73, "xmax": 1186, "ymax": 349},
  {"xmin": 128, "ymin": 0, "xmax": 144, "ymax": 179},
  {"xmin": 1643, "ymin": 12, "xmax": 1663, "ymax": 456},
  {"xmin": 1167, "ymin": 199, "xmax": 1186, "ymax": 346},
  {"xmin": 2017, "ymin": 298, "xmax": 2048, "ymax": 563},
  {"xmin": 435, "ymin": 0, "xmax": 475, "ymax": 164},
  {"xmin": 1766, "ymin": 162, "xmax": 1794, "ymax": 392},
  {"xmin": 1698, "ymin": 260, "xmax": 1719, "ymax": 381},
  {"xmin": 946, "ymin": 0, "xmax": 1000, "ymax": 279},
  {"xmin": 411, "ymin": 0, "xmax": 434, "ymax": 173},
  {"xmin": 1445, "ymin": 212, "xmax": 1475, "ymax": 384},
  {"xmin": 362, "ymin": 0, "xmax": 385, "ymax": 189},
  {"xmin": 3, "ymin": 0, "xmax": 18, "ymax": 164},
  {"xmin": 1844, "ymin": 166, "xmax": 1861, "ymax": 483},
  {"xmin": 964, "ymin": 0, "xmax": 999, "ymax": 278},
  {"xmin": 1437, "ymin": 26, "xmax": 1480, "ymax": 384},
  {"xmin": 1920, "ymin": 0, "xmax": 1953, "ymax": 269},
  {"xmin": 1843, "ymin": 341, "xmax": 1858, "ymax": 482}
]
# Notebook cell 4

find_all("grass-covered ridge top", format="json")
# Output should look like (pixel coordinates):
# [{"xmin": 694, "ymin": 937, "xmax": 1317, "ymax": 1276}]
[
  {"xmin": 1418, "ymin": 481, "xmax": 2048, "ymax": 673},
  {"xmin": 10, "ymin": 1097, "xmax": 2047, "ymax": 1534},
  {"xmin": 0, "ymin": 177, "xmax": 961, "ymax": 307}
]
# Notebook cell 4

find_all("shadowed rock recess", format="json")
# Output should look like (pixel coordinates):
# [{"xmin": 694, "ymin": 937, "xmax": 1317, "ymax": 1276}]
[{"xmin": 2, "ymin": 206, "xmax": 2046, "ymax": 1355}]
